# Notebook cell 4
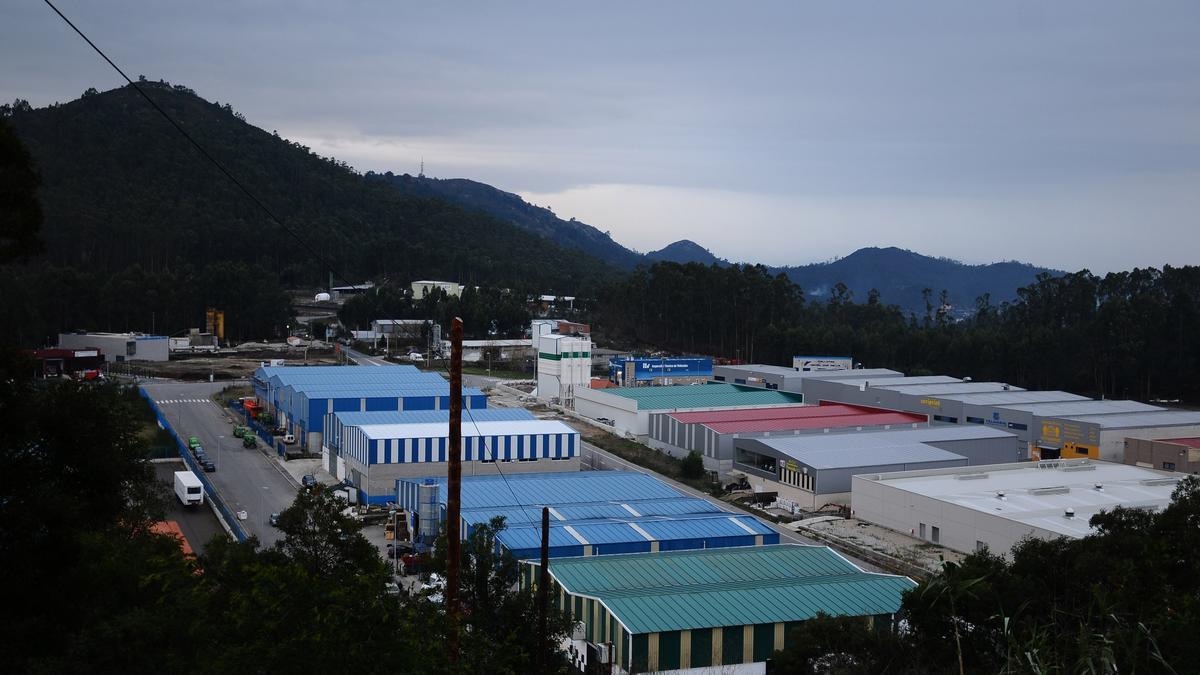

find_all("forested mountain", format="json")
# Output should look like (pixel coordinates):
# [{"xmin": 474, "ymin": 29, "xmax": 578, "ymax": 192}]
[
  {"xmin": 646, "ymin": 239, "xmax": 726, "ymax": 266},
  {"xmin": 369, "ymin": 173, "xmax": 644, "ymax": 269},
  {"xmin": 371, "ymin": 174, "xmax": 1055, "ymax": 314},
  {"xmin": 775, "ymin": 246, "xmax": 1059, "ymax": 315},
  {"xmin": 1, "ymin": 82, "xmax": 612, "ymax": 344}
]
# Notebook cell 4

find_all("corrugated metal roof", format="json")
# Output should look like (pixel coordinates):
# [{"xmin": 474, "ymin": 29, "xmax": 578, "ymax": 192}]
[
  {"xmin": 600, "ymin": 384, "xmax": 803, "ymax": 410},
  {"xmin": 996, "ymin": 400, "xmax": 1163, "ymax": 416},
  {"xmin": 707, "ymin": 411, "xmax": 927, "ymax": 434},
  {"xmin": 333, "ymin": 409, "xmax": 534, "ymax": 426},
  {"xmin": 873, "ymin": 382, "xmax": 1024, "ymax": 395},
  {"xmin": 749, "ymin": 425, "xmax": 1012, "ymax": 453},
  {"xmin": 670, "ymin": 403, "xmax": 873, "ymax": 424},
  {"xmin": 713, "ymin": 364, "xmax": 800, "ymax": 376},
  {"xmin": 798, "ymin": 368, "xmax": 904, "ymax": 380},
  {"xmin": 498, "ymin": 514, "xmax": 773, "ymax": 552},
  {"xmin": 543, "ymin": 544, "xmax": 916, "ymax": 634},
  {"xmin": 946, "ymin": 390, "xmax": 1089, "ymax": 405},
  {"xmin": 1054, "ymin": 410, "xmax": 1200, "ymax": 429},
  {"xmin": 780, "ymin": 443, "xmax": 967, "ymax": 470},
  {"xmin": 358, "ymin": 418, "xmax": 576, "ymax": 440},
  {"xmin": 404, "ymin": 471, "xmax": 685, "ymax": 509},
  {"xmin": 462, "ymin": 497, "xmax": 722, "ymax": 526},
  {"xmin": 825, "ymin": 375, "xmax": 961, "ymax": 388}
]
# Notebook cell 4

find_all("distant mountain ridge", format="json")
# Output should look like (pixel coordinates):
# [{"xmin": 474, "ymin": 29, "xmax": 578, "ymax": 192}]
[
  {"xmin": 368, "ymin": 173, "xmax": 644, "ymax": 269},
  {"xmin": 369, "ymin": 175, "xmax": 1058, "ymax": 313}
]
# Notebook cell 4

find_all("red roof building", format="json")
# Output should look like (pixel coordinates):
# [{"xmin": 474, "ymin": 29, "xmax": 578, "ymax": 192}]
[{"xmin": 648, "ymin": 402, "xmax": 929, "ymax": 474}]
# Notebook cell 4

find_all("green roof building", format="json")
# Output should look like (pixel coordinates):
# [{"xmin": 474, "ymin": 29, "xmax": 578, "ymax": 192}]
[
  {"xmin": 522, "ymin": 544, "xmax": 915, "ymax": 673},
  {"xmin": 574, "ymin": 383, "xmax": 804, "ymax": 439}
]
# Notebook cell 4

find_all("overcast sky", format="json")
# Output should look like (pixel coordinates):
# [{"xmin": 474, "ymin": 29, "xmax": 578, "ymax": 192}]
[{"xmin": 4, "ymin": 2, "xmax": 1199, "ymax": 272}]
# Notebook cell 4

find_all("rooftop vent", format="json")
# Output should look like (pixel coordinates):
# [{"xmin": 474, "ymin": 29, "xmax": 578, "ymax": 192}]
[
  {"xmin": 1029, "ymin": 486, "xmax": 1070, "ymax": 496},
  {"xmin": 1140, "ymin": 477, "xmax": 1182, "ymax": 487},
  {"xmin": 1094, "ymin": 483, "xmax": 1103, "ymax": 491},
  {"xmin": 996, "ymin": 491, "xmax": 1006, "ymax": 500},
  {"xmin": 1062, "ymin": 463, "xmax": 1096, "ymax": 472},
  {"xmin": 955, "ymin": 472, "xmax": 990, "ymax": 481},
  {"xmin": 1064, "ymin": 508, "xmax": 1075, "ymax": 519},
  {"xmin": 1002, "ymin": 384, "xmax": 1011, "ymax": 391},
  {"xmin": 963, "ymin": 376, "xmax": 973, "ymax": 382}
]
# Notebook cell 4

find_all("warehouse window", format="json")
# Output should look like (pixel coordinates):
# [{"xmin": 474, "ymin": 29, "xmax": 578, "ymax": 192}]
[
  {"xmin": 931, "ymin": 526, "xmax": 940, "ymax": 544},
  {"xmin": 966, "ymin": 417, "xmax": 984, "ymax": 424},
  {"xmin": 1008, "ymin": 422, "xmax": 1028, "ymax": 431},
  {"xmin": 713, "ymin": 375, "xmax": 725, "ymax": 381},
  {"xmin": 735, "ymin": 447, "xmax": 776, "ymax": 474},
  {"xmin": 1163, "ymin": 461, "xmax": 1176, "ymax": 471}
]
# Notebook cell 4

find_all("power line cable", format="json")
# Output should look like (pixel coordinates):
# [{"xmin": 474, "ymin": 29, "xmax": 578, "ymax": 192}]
[{"xmin": 44, "ymin": 0, "xmax": 546, "ymax": 541}]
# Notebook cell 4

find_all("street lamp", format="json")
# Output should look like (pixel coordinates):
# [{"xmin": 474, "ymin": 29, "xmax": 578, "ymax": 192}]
[{"xmin": 261, "ymin": 486, "xmax": 270, "ymax": 528}]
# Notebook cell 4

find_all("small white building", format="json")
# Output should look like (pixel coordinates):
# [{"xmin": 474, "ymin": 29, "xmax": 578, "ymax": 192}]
[
  {"xmin": 851, "ymin": 459, "xmax": 1183, "ymax": 557},
  {"xmin": 58, "ymin": 332, "xmax": 169, "ymax": 363},
  {"xmin": 411, "ymin": 280, "xmax": 463, "ymax": 299}
]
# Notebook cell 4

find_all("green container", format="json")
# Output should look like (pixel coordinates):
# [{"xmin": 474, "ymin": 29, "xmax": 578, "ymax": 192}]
[
  {"xmin": 242, "ymin": 435, "xmax": 258, "ymax": 449},
  {"xmin": 233, "ymin": 426, "xmax": 248, "ymax": 438}
]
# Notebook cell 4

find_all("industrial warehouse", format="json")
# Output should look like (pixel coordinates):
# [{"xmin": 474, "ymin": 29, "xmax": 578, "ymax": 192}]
[
  {"xmin": 851, "ymin": 459, "xmax": 1184, "ymax": 556},
  {"xmin": 575, "ymin": 383, "xmax": 804, "ymax": 438},
  {"xmin": 397, "ymin": 471, "xmax": 779, "ymax": 559},
  {"xmin": 731, "ymin": 425, "xmax": 1019, "ymax": 508},
  {"xmin": 647, "ymin": 403, "xmax": 929, "ymax": 474},
  {"xmin": 252, "ymin": 364, "xmax": 486, "ymax": 453},
  {"xmin": 522, "ymin": 544, "xmax": 915, "ymax": 673},
  {"xmin": 322, "ymin": 408, "xmax": 580, "ymax": 502}
]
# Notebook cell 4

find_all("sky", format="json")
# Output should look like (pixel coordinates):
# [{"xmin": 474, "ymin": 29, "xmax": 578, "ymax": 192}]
[{"xmin": 3, "ymin": 1, "xmax": 1199, "ymax": 272}]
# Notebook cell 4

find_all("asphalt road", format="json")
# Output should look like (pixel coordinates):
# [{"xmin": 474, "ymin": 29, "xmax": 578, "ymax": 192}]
[
  {"xmin": 141, "ymin": 380, "xmax": 298, "ymax": 546},
  {"xmin": 153, "ymin": 461, "xmax": 224, "ymax": 554}
]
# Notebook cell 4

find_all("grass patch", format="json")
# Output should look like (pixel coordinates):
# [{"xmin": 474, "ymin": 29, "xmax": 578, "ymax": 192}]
[
  {"xmin": 212, "ymin": 384, "xmax": 253, "ymax": 405},
  {"xmin": 583, "ymin": 431, "xmax": 718, "ymax": 494}
]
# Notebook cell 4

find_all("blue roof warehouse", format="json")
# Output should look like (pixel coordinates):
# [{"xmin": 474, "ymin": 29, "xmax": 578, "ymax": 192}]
[
  {"xmin": 251, "ymin": 364, "xmax": 485, "ymax": 454},
  {"xmin": 397, "ymin": 471, "xmax": 779, "ymax": 557}
]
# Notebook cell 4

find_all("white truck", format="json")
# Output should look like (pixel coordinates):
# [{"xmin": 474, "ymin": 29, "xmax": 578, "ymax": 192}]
[{"xmin": 174, "ymin": 470, "xmax": 204, "ymax": 507}]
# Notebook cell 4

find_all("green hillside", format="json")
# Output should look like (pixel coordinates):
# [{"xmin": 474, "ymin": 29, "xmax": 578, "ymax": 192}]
[{"xmin": 2, "ymin": 82, "xmax": 611, "ymax": 344}]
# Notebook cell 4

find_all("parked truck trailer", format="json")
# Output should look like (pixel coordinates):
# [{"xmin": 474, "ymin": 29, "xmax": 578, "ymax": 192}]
[{"xmin": 174, "ymin": 470, "xmax": 204, "ymax": 507}]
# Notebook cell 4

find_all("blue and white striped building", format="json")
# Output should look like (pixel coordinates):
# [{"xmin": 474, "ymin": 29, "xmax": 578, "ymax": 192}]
[{"xmin": 329, "ymin": 409, "xmax": 580, "ymax": 504}]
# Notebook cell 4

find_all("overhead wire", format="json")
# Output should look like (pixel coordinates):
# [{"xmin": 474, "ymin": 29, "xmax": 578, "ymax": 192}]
[{"xmin": 42, "ymin": 0, "xmax": 545, "ymax": 542}]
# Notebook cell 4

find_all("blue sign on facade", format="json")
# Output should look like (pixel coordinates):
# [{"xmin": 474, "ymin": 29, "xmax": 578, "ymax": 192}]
[{"xmin": 609, "ymin": 356, "xmax": 713, "ymax": 383}]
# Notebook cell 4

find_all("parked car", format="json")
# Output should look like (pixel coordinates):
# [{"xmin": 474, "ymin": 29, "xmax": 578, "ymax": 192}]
[
  {"xmin": 194, "ymin": 451, "xmax": 208, "ymax": 464},
  {"xmin": 232, "ymin": 425, "xmax": 248, "ymax": 438},
  {"xmin": 187, "ymin": 436, "xmax": 201, "ymax": 449},
  {"xmin": 282, "ymin": 433, "xmax": 296, "ymax": 445},
  {"xmin": 201, "ymin": 461, "xmax": 216, "ymax": 473},
  {"xmin": 268, "ymin": 512, "xmax": 280, "ymax": 527},
  {"xmin": 386, "ymin": 542, "xmax": 414, "ymax": 559},
  {"xmin": 301, "ymin": 474, "xmax": 316, "ymax": 488},
  {"xmin": 191, "ymin": 444, "xmax": 205, "ymax": 456}
]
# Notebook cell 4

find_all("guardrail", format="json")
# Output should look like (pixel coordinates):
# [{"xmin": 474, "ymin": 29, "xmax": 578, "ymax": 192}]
[{"xmin": 139, "ymin": 387, "xmax": 248, "ymax": 542}]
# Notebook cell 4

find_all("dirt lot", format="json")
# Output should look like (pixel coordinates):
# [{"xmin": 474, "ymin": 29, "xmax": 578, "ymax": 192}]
[{"xmin": 133, "ymin": 350, "xmax": 343, "ymax": 380}]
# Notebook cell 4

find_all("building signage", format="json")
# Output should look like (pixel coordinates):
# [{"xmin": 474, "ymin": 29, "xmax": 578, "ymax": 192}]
[
  {"xmin": 785, "ymin": 460, "xmax": 799, "ymax": 472},
  {"xmin": 792, "ymin": 356, "xmax": 852, "ymax": 371},
  {"xmin": 920, "ymin": 398, "xmax": 941, "ymax": 409}
]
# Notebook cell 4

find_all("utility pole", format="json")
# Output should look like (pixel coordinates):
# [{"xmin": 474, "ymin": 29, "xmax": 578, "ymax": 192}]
[
  {"xmin": 446, "ymin": 317, "xmax": 464, "ymax": 666},
  {"xmin": 538, "ymin": 506, "xmax": 550, "ymax": 675}
]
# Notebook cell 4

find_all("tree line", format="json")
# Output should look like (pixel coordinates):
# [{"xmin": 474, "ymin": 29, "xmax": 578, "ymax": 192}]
[
  {"xmin": 0, "ymin": 350, "xmax": 571, "ymax": 673},
  {"xmin": 593, "ymin": 262, "xmax": 1200, "ymax": 402},
  {"xmin": 337, "ymin": 284, "xmax": 536, "ymax": 341}
]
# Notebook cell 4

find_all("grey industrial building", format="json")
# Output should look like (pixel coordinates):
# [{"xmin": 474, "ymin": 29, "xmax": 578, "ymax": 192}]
[
  {"xmin": 58, "ymin": 331, "xmax": 169, "ymax": 363},
  {"xmin": 851, "ymin": 460, "xmax": 1184, "ymax": 556},
  {"xmin": 711, "ymin": 365, "xmax": 903, "ymax": 393},
  {"xmin": 646, "ymin": 404, "xmax": 929, "ymax": 475},
  {"xmin": 730, "ymin": 425, "xmax": 1018, "ymax": 508},
  {"xmin": 1039, "ymin": 410, "xmax": 1200, "ymax": 462}
]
